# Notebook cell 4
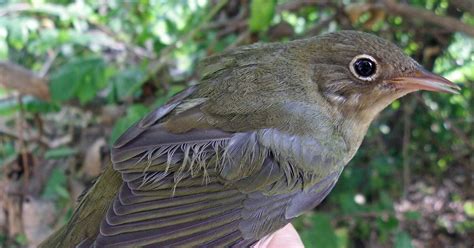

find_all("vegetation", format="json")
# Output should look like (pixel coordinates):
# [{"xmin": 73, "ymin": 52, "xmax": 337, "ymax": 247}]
[{"xmin": 0, "ymin": 0, "xmax": 473, "ymax": 247}]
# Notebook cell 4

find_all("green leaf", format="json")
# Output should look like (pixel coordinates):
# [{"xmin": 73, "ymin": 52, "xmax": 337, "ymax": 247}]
[
  {"xmin": 110, "ymin": 66, "xmax": 147, "ymax": 101},
  {"xmin": 302, "ymin": 213, "xmax": 338, "ymax": 248},
  {"xmin": 42, "ymin": 168, "xmax": 69, "ymax": 200},
  {"xmin": 464, "ymin": 201, "xmax": 474, "ymax": 217},
  {"xmin": 14, "ymin": 234, "xmax": 28, "ymax": 246},
  {"xmin": 49, "ymin": 57, "xmax": 107, "ymax": 104},
  {"xmin": 249, "ymin": 0, "xmax": 276, "ymax": 32},
  {"xmin": 335, "ymin": 228, "xmax": 349, "ymax": 248},
  {"xmin": 376, "ymin": 215, "xmax": 399, "ymax": 242},
  {"xmin": 394, "ymin": 231, "xmax": 413, "ymax": 248},
  {"xmin": 45, "ymin": 147, "xmax": 77, "ymax": 159},
  {"xmin": 24, "ymin": 99, "xmax": 60, "ymax": 113},
  {"xmin": 404, "ymin": 211, "xmax": 422, "ymax": 220},
  {"xmin": 337, "ymin": 192, "xmax": 361, "ymax": 214}
]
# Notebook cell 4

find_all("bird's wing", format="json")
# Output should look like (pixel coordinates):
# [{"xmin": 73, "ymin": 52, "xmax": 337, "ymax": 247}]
[{"xmin": 86, "ymin": 87, "xmax": 343, "ymax": 247}]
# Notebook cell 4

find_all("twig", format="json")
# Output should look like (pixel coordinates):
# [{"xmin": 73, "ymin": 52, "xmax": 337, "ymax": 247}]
[
  {"xmin": 38, "ymin": 50, "xmax": 57, "ymax": 78},
  {"xmin": 303, "ymin": 14, "xmax": 336, "ymax": 37},
  {"xmin": 89, "ymin": 20, "xmax": 154, "ymax": 59},
  {"xmin": 401, "ymin": 97, "xmax": 416, "ymax": 199},
  {"xmin": 27, "ymin": 159, "xmax": 57, "ymax": 197},
  {"xmin": 216, "ymin": 19, "xmax": 247, "ymax": 38},
  {"xmin": 331, "ymin": 210, "xmax": 392, "ymax": 224},
  {"xmin": 226, "ymin": 30, "xmax": 251, "ymax": 50},
  {"xmin": 0, "ymin": 124, "xmax": 71, "ymax": 149},
  {"xmin": 277, "ymin": 0, "xmax": 336, "ymax": 13},
  {"xmin": 203, "ymin": 8, "xmax": 247, "ymax": 30},
  {"xmin": 382, "ymin": 0, "xmax": 474, "ymax": 37},
  {"xmin": 33, "ymin": 114, "xmax": 46, "ymax": 149},
  {"xmin": 450, "ymin": 0, "xmax": 474, "ymax": 15},
  {"xmin": 16, "ymin": 96, "xmax": 30, "ymax": 193},
  {"xmin": 0, "ymin": 62, "xmax": 50, "ymax": 101}
]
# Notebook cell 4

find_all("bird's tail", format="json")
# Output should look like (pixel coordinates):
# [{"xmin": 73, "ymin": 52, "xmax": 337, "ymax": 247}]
[{"xmin": 39, "ymin": 164, "xmax": 122, "ymax": 248}]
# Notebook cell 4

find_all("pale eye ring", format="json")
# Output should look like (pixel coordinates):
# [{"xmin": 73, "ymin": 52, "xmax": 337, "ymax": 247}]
[{"xmin": 349, "ymin": 54, "xmax": 378, "ymax": 81}]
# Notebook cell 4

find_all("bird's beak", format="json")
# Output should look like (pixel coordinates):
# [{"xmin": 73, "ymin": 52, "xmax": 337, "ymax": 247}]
[{"xmin": 387, "ymin": 68, "xmax": 460, "ymax": 94}]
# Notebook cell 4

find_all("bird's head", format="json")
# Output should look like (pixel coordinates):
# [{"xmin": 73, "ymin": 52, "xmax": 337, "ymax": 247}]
[
  {"xmin": 303, "ymin": 31, "xmax": 460, "ymax": 122},
  {"xmin": 196, "ymin": 31, "xmax": 460, "ymax": 141}
]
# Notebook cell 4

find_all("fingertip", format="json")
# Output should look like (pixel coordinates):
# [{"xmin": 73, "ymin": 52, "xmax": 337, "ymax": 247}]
[{"xmin": 265, "ymin": 224, "xmax": 304, "ymax": 248}]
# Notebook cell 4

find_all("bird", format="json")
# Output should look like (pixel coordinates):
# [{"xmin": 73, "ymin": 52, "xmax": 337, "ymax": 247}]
[{"xmin": 40, "ymin": 30, "xmax": 460, "ymax": 247}]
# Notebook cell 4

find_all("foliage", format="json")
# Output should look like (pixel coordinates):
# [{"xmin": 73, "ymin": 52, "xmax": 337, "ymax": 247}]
[{"xmin": 0, "ymin": 0, "xmax": 473, "ymax": 247}]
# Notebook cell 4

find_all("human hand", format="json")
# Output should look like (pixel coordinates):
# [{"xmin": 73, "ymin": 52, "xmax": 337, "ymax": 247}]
[{"xmin": 254, "ymin": 224, "xmax": 304, "ymax": 248}]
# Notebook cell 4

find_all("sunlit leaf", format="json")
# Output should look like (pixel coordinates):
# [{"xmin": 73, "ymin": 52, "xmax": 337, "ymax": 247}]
[{"xmin": 249, "ymin": 0, "xmax": 276, "ymax": 32}]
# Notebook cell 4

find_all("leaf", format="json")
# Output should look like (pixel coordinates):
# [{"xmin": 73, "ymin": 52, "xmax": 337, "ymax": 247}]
[
  {"xmin": 404, "ymin": 211, "xmax": 422, "ymax": 220},
  {"xmin": 0, "ymin": 95, "xmax": 58, "ymax": 115},
  {"xmin": 14, "ymin": 234, "xmax": 28, "ymax": 246},
  {"xmin": 394, "ymin": 231, "xmax": 413, "ymax": 248},
  {"xmin": 24, "ymin": 99, "xmax": 60, "ymax": 113},
  {"xmin": 376, "ymin": 214, "xmax": 399, "ymax": 242},
  {"xmin": 42, "ymin": 168, "xmax": 69, "ymax": 200},
  {"xmin": 301, "ymin": 213, "xmax": 338, "ymax": 248},
  {"xmin": 6, "ymin": 18, "xmax": 38, "ymax": 50},
  {"xmin": 337, "ymin": 192, "xmax": 362, "ymax": 214},
  {"xmin": 249, "ymin": 0, "xmax": 276, "ymax": 32},
  {"xmin": 109, "ymin": 66, "xmax": 147, "ymax": 101},
  {"xmin": 464, "ymin": 201, "xmax": 474, "ymax": 217},
  {"xmin": 335, "ymin": 228, "xmax": 349, "ymax": 248},
  {"xmin": 45, "ymin": 147, "xmax": 77, "ymax": 159},
  {"xmin": 49, "ymin": 57, "xmax": 107, "ymax": 104}
]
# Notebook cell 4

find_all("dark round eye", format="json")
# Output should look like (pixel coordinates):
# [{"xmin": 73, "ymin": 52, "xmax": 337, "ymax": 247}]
[{"xmin": 353, "ymin": 58, "xmax": 376, "ymax": 77}]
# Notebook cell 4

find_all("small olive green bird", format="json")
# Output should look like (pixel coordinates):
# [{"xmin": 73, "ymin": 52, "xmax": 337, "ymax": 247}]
[{"xmin": 41, "ymin": 31, "xmax": 459, "ymax": 247}]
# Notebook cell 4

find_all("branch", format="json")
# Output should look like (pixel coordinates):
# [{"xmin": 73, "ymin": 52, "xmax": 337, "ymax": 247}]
[
  {"xmin": 450, "ymin": 0, "xmax": 474, "ymax": 15},
  {"xmin": 88, "ymin": 20, "xmax": 154, "ymax": 59},
  {"xmin": 0, "ymin": 124, "xmax": 71, "ymax": 149},
  {"xmin": 0, "ymin": 61, "xmax": 50, "ymax": 101},
  {"xmin": 303, "ymin": 14, "xmax": 336, "ymax": 37},
  {"xmin": 277, "ymin": 0, "xmax": 336, "ymax": 13},
  {"xmin": 382, "ymin": 0, "xmax": 474, "ymax": 37}
]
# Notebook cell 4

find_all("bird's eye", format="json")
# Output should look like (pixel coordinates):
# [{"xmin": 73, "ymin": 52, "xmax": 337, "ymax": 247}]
[{"xmin": 349, "ymin": 55, "xmax": 378, "ymax": 81}]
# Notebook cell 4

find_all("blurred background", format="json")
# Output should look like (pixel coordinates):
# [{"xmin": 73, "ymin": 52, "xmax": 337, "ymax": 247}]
[{"xmin": 0, "ymin": 0, "xmax": 473, "ymax": 247}]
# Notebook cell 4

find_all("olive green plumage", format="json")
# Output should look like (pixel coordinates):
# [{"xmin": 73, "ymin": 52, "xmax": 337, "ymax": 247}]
[{"xmin": 40, "ymin": 31, "xmax": 458, "ymax": 248}]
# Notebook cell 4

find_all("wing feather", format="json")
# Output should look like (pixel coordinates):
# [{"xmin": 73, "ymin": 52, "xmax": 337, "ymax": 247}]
[{"xmin": 85, "ymin": 87, "xmax": 345, "ymax": 247}]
